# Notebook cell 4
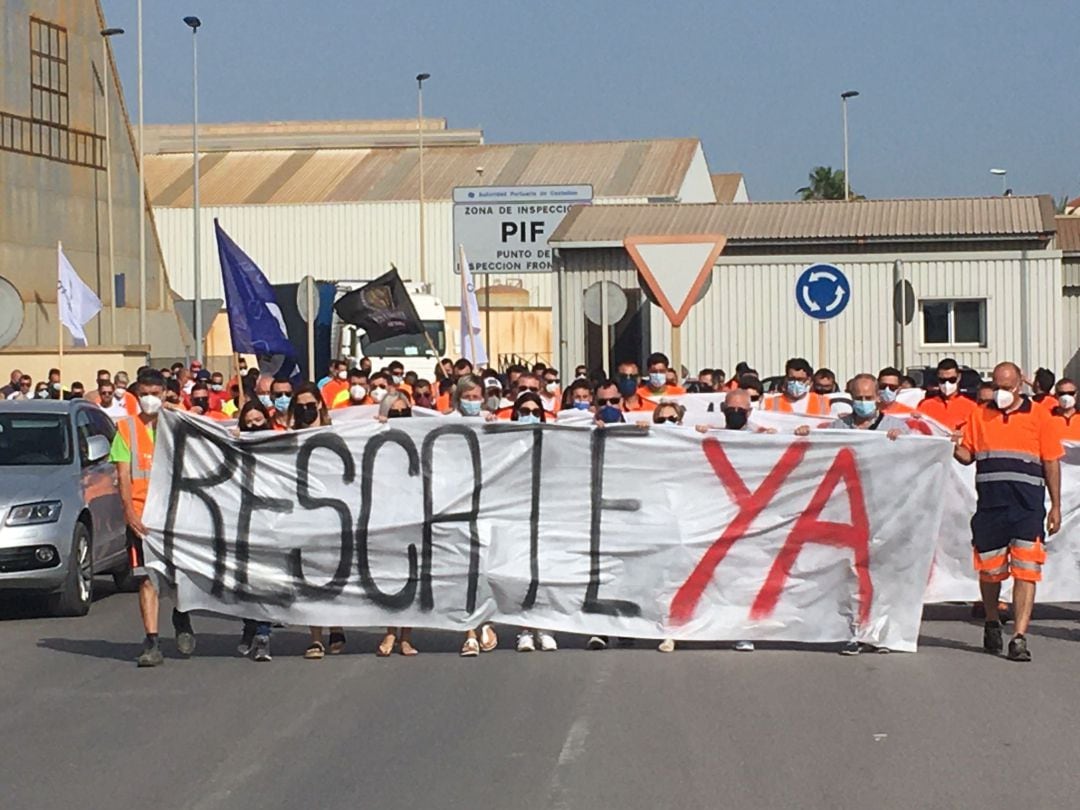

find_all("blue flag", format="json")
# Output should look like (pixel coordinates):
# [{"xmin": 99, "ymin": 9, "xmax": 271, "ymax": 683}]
[{"xmin": 215, "ymin": 219, "xmax": 300, "ymax": 379}]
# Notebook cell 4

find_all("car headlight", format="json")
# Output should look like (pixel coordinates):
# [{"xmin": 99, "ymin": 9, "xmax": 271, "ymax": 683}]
[{"xmin": 6, "ymin": 501, "xmax": 63, "ymax": 526}]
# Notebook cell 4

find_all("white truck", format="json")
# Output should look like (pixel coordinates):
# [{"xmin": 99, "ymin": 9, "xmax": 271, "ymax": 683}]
[{"xmin": 331, "ymin": 280, "xmax": 447, "ymax": 377}]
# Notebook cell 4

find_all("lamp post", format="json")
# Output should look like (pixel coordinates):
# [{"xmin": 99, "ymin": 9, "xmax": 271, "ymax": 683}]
[
  {"xmin": 137, "ymin": 0, "xmax": 145, "ymax": 345},
  {"xmin": 841, "ymin": 90, "xmax": 859, "ymax": 201},
  {"xmin": 991, "ymin": 168, "xmax": 1008, "ymax": 195},
  {"xmin": 184, "ymin": 16, "xmax": 202, "ymax": 363},
  {"xmin": 416, "ymin": 72, "xmax": 430, "ymax": 285},
  {"xmin": 101, "ymin": 27, "xmax": 123, "ymax": 346}
]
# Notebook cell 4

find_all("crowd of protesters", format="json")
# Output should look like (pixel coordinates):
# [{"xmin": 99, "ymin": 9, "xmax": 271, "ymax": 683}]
[{"xmin": 4, "ymin": 350, "xmax": 1070, "ymax": 666}]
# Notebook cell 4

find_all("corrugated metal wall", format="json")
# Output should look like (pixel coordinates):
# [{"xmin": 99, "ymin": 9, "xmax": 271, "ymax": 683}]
[
  {"xmin": 1063, "ymin": 287, "xmax": 1080, "ymax": 380},
  {"xmin": 559, "ymin": 248, "xmax": 1063, "ymax": 379},
  {"xmin": 154, "ymin": 196, "xmax": 648, "ymax": 317}
]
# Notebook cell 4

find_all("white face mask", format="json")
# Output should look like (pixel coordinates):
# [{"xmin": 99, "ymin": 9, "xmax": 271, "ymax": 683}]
[
  {"xmin": 139, "ymin": 394, "xmax": 163, "ymax": 416},
  {"xmin": 115, "ymin": 385, "xmax": 127, "ymax": 395},
  {"xmin": 369, "ymin": 387, "xmax": 388, "ymax": 403},
  {"xmin": 993, "ymin": 389, "xmax": 1015, "ymax": 411},
  {"xmin": 336, "ymin": 370, "xmax": 348, "ymax": 380},
  {"xmin": 545, "ymin": 382, "xmax": 559, "ymax": 395},
  {"xmin": 349, "ymin": 384, "xmax": 367, "ymax": 401},
  {"xmin": 940, "ymin": 380, "xmax": 958, "ymax": 397},
  {"xmin": 1058, "ymin": 393, "xmax": 1077, "ymax": 411}
]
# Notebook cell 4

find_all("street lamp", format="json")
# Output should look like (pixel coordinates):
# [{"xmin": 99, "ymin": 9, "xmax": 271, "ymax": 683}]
[
  {"xmin": 100, "ymin": 27, "xmax": 123, "ymax": 345},
  {"xmin": 841, "ymin": 90, "xmax": 859, "ymax": 201},
  {"xmin": 137, "ymin": 0, "xmax": 145, "ymax": 345},
  {"xmin": 416, "ymin": 72, "xmax": 431, "ymax": 285},
  {"xmin": 990, "ymin": 168, "xmax": 1008, "ymax": 195},
  {"xmin": 184, "ymin": 16, "xmax": 202, "ymax": 363}
]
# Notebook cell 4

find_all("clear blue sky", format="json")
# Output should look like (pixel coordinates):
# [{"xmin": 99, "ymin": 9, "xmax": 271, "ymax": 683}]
[{"xmin": 101, "ymin": 0, "xmax": 1079, "ymax": 202}]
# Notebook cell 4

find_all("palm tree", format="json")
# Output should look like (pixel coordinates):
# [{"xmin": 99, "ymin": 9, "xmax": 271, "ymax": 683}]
[{"xmin": 797, "ymin": 166, "xmax": 853, "ymax": 200}]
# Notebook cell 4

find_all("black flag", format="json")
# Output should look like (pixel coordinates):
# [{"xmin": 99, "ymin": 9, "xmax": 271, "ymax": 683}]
[{"xmin": 333, "ymin": 268, "xmax": 426, "ymax": 343}]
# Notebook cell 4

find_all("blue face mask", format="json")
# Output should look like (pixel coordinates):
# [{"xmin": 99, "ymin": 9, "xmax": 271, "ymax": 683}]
[
  {"xmin": 786, "ymin": 379, "xmax": 811, "ymax": 398},
  {"xmin": 572, "ymin": 400, "xmax": 591, "ymax": 411},
  {"xmin": 878, "ymin": 387, "xmax": 897, "ymax": 405},
  {"xmin": 517, "ymin": 413, "xmax": 541, "ymax": 425},
  {"xmin": 852, "ymin": 400, "xmax": 878, "ymax": 419},
  {"xmin": 274, "ymin": 394, "xmax": 291, "ymax": 412},
  {"xmin": 258, "ymin": 394, "xmax": 273, "ymax": 410},
  {"xmin": 460, "ymin": 399, "xmax": 483, "ymax": 416},
  {"xmin": 648, "ymin": 372, "xmax": 667, "ymax": 389},
  {"xmin": 616, "ymin": 376, "xmax": 638, "ymax": 398},
  {"xmin": 598, "ymin": 405, "xmax": 624, "ymax": 424}
]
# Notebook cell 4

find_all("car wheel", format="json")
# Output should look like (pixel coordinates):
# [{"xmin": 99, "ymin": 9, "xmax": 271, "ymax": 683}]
[
  {"xmin": 49, "ymin": 522, "xmax": 93, "ymax": 617},
  {"xmin": 112, "ymin": 560, "xmax": 140, "ymax": 593}
]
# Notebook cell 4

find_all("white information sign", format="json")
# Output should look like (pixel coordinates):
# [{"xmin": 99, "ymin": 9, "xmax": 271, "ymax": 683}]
[{"xmin": 452, "ymin": 185, "xmax": 592, "ymax": 274}]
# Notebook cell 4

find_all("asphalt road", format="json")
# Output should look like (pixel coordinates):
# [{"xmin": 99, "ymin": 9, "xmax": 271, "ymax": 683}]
[{"xmin": 5, "ymin": 584, "xmax": 1080, "ymax": 810}]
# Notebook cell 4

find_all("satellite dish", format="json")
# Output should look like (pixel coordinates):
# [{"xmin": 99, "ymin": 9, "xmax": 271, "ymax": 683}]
[{"xmin": 0, "ymin": 276, "xmax": 24, "ymax": 348}]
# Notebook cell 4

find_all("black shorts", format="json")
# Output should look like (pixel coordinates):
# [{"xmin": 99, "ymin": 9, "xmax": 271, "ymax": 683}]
[{"xmin": 970, "ymin": 506, "xmax": 1045, "ymax": 554}]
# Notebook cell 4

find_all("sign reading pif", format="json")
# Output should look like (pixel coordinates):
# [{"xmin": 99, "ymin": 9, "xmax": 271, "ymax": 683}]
[{"xmin": 143, "ymin": 411, "xmax": 953, "ymax": 651}]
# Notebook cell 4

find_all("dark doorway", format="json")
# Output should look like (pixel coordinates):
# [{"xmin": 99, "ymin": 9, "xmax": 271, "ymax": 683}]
[{"xmin": 585, "ymin": 288, "xmax": 649, "ymax": 377}]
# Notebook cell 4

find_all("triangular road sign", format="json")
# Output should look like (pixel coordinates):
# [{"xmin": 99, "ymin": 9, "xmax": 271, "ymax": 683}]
[{"xmin": 624, "ymin": 235, "xmax": 726, "ymax": 326}]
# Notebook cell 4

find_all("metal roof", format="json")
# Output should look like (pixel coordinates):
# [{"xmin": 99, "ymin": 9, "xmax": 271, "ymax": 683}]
[
  {"xmin": 1056, "ymin": 216, "xmax": 1080, "ymax": 255},
  {"xmin": 710, "ymin": 173, "xmax": 744, "ymax": 203},
  {"xmin": 550, "ymin": 196, "xmax": 1058, "ymax": 246},
  {"xmin": 147, "ymin": 138, "xmax": 700, "ymax": 207}
]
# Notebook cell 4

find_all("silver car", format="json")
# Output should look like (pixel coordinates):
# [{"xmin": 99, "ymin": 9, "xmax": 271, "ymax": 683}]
[{"xmin": 0, "ymin": 399, "xmax": 134, "ymax": 616}]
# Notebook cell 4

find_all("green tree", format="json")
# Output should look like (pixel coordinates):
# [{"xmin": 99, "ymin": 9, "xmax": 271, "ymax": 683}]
[{"xmin": 797, "ymin": 166, "xmax": 857, "ymax": 201}]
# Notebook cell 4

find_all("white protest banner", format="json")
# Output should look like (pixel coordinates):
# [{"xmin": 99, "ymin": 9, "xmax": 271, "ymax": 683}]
[{"xmin": 143, "ymin": 411, "xmax": 955, "ymax": 651}]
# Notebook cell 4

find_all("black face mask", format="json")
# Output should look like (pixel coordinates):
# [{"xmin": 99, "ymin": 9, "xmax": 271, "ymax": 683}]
[
  {"xmin": 240, "ymin": 420, "xmax": 270, "ymax": 433},
  {"xmin": 295, "ymin": 402, "xmax": 320, "ymax": 426},
  {"xmin": 191, "ymin": 397, "xmax": 209, "ymax": 411},
  {"xmin": 722, "ymin": 407, "xmax": 749, "ymax": 430}
]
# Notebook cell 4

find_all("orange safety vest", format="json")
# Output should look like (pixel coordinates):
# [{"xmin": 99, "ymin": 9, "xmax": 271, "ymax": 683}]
[
  {"xmin": 118, "ymin": 416, "xmax": 155, "ymax": 517},
  {"xmin": 762, "ymin": 391, "xmax": 831, "ymax": 416}
]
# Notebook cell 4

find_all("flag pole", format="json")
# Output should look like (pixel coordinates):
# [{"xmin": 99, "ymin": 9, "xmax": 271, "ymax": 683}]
[
  {"xmin": 57, "ymin": 241, "xmax": 64, "ymax": 394},
  {"xmin": 459, "ymin": 244, "xmax": 478, "ymax": 366}
]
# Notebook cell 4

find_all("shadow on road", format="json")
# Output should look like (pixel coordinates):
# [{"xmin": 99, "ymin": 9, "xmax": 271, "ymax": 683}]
[{"xmin": 0, "ymin": 580, "xmax": 123, "ymax": 622}]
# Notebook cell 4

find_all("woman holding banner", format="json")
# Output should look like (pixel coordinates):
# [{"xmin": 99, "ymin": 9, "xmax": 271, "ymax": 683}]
[
  {"xmin": 451, "ymin": 376, "xmax": 500, "ymax": 656},
  {"xmin": 288, "ymin": 384, "xmax": 349, "ymax": 661},
  {"xmin": 375, "ymin": 392, "xmax": 420, "ymax": 657}
]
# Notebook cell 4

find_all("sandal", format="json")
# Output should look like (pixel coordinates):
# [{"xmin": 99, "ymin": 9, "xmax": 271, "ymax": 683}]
[
  {"xmin": 304, "ymin": 641, "xmax": 325, "ymax": 660},
  {"xmin": 400, "ymin": 639, "xmax": 418, "ymax": 657},
  {"xmin": 460, "ymin": 637, "xmax": 480, "ymax": 657},
  {"xmin": 376, "ymin": 635, "xmax": 396, "ymax": 657},
  {"xmin": 478, "ymin": 624, "xmax": 498, "ymax": 652},
  {"xmin": 328, "ymin": 631, "xmax": 346, "ymax": 655}
]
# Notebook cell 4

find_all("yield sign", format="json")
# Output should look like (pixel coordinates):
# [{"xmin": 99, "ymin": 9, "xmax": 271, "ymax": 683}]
[{"xmin": 623, "ymin": 234, "xmax": 727, "ymax": 326}]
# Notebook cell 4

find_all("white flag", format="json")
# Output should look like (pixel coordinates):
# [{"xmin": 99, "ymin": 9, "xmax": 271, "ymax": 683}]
[
  {"xmin": 58, "ymin": 244, "xmax": 102, "ymax": 345},
  {"xmin": 458, "ymin": 245, "xmax": 488, "ymax": 365}
]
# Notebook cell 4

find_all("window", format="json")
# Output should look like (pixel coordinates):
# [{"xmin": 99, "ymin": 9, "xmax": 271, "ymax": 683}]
[
  {"xmin": 920, "ymin": 299, "xmax": 986, "ymax": 346},
  {"xmin": 0, "ymin": 414, "xmax": 72, "ymax": 466},
  {"xmin": 30, "ymin": 17, "xmax": 69, "ymax": 127}
]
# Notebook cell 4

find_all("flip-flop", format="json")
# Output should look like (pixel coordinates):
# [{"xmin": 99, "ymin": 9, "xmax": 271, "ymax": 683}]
[
  {"xmin": 400, "ymin": 640, "xmax": 418, "ymax": 657},
  {"xmin": 478, "ymin": 624, "xmax": 498, "ymax": 652},
  {"xmin": 460, "ymin": 638, "xmax": 480, "ymax": 657},
  {"xmin": 304, "ymin": 641, "xmax": 325, "ymax": 660},
  {"xmin": 376, "ymin": 636, "xmax": 395, "ymax": 657},
  {"xmin": 328, "ymin": 632, "xmax": 347, "ymax": 655}
]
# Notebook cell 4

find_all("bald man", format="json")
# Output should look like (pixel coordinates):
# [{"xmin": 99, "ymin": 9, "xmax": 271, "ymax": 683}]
[{"xmin": 955, "ymin": 361, "xmax": 1063, "ymax": 662}]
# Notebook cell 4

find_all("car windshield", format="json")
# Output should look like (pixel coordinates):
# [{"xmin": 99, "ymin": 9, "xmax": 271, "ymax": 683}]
[
  {"xmin": 361, "ymin": 320, "xmax": 446, "ymax": 357},
  {"xmin": 0, "ymin": 413, "xmax": 72, "ymax": 466}
]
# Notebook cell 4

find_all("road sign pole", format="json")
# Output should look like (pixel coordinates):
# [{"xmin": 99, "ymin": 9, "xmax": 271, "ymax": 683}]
[
  {"xmin": 818, "ymin": 320, "xmax": 826, "ymax": 370},
  {"xmin": 600, "ymin": 282, "xmax": 610, "ymax": 377},
  {"xmin": 306, "ymin": 279, "xmax": 315, "ymax": 378}
]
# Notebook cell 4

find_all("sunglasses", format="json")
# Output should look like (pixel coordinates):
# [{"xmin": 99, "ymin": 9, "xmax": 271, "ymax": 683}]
[
  {"xmin": 1058, "ymin": 390, "xmax": 1078, "ymax": 397},
  {"xmin": 597, "ymin": 397, "xmax": 621, "ymax": 406},
  {"xmin": 519, "ymin": 385, "xmax": 540, "ymax": 393},
  {"xmin": 879, "ymin": 383, "xmax": 900, "ymax": 391},
  {"xmin": 518, "ymin": 407, "xmax": 541, "ymax": 416},
  {"xmin": 936, "ymin": 377, "xmax": 959, "ymax": 384},
  {"xmin": 657, "ymin": 416, "xmax": 678, "ymax": 424},
  {"xmin": 388, "ymin": 408, "xmax": 412, "ymax": 418},
  {"xmin": 371, "ymin": 384, "xmax": 388, "ymax": 390}
]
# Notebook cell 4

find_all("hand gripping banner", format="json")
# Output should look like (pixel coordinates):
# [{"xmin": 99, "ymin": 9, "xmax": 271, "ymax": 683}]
[{"xmin": 142, "ymin": 411, "xmax": 955, "ymax": 651}]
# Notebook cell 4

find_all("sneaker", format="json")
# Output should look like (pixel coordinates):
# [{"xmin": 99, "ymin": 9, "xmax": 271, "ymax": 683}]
[
  {"xmin": 136, "ymin": 637, "xmax": 164, "ymax": 668},
  {"xmin": 537, "ymin": 632, "xmax": 558, "ymax": 651},
  {"xmin": 516, "ymin": 632, "xmax": 536, "ymax": 652},
  {"xmin": 1007, "ymin": 634, "xmax": 1031, "ymax": 662},
  {"xmin": 237, "ymin": 624, "xmax": 256, "ymax": 657},
  {"xmin": 983, "ymin": 621, "xmax": 1003, "ymax": 654},
  {"xmin": 172, "ymin": 609, "xmax": 196, "ymax": 657},
  {"xmin": 252, "ymin": 635, "xmax": 272, "ymax": 662},
  {"xmin": 839, "ymin": 640, "xmax": 862, "ymax": 656},
  {"xmin": 657, "ymin": 638, "xmax": 676, "ymax": 653},
  {"xmin": 734, "ymin": 640, "xmax": 755, "ymax": 652},
  {"xmin": 586, "ymin": 635, "xmax": 608, "ymax": 651}
]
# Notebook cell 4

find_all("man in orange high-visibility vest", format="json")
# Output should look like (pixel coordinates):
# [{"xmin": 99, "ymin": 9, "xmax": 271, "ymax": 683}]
[
  {"xmin": 761, "ymin": 357, "xmax": 832, "ymax": 416},
  {"xmin": 111, "ymin": 370, "xmax": 197, "ymax": 668}
]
